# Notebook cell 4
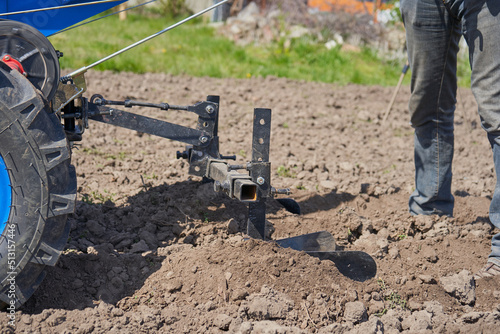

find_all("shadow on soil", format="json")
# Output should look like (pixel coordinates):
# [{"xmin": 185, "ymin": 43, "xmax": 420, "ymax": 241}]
[{"xmin": 20, "ymin": 180, "xmax": 355, "ymax": 313}]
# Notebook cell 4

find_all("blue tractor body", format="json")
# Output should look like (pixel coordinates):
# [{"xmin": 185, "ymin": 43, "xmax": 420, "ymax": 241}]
[{"xmin": 0, "ymin": 0, "xmax": 126, "ymax": 36}]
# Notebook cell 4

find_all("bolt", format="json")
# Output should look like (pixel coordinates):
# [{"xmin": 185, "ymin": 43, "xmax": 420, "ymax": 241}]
[
  {"xmin": 200, "ymin": 136, "xmax": 209, "ymax": 144},
  {"xmin": 4, "ymin": 55, "xmax": 10, "ymax": 61},
  {"xmin": 256, "ymin": 177, "xmax": 265, "ymax": 185},
  {"xmin": 205, "ymin": 105, "xmax": 215, "ymax": 114}
]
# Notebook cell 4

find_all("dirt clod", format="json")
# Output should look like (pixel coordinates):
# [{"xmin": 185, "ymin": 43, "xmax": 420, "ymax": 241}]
[{"xmin": 440, "ymin": 270, "xmax": 476, "ymax": 305}]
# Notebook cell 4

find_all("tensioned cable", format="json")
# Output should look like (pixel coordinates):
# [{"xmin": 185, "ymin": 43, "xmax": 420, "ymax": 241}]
[
  {"xmin": 0, "ymin": 0, "xmax": 123, "ymax": 17},
  {"xmin": 49, "ymin": 0, "xmax": 160, "ymax": 36},
  {"xmin": 60, "ymin": 0, "xmax": 229, "ymax": 81}
]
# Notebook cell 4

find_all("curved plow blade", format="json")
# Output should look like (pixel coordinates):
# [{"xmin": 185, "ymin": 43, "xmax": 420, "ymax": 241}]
[{"xmin": 276, "ymin": 231, "xmax": 376, "ymax": 282}]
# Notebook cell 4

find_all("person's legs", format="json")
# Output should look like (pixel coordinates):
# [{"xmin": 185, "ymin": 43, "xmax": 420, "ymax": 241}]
[
  {"xmin": 401, "ymin": 0, "xmax": 461, "ymax": 216},
  {"xmin": 483, "ymin": 138, "xmax": 500, "ymax": 268},
  {"xmin": 460, "ymin": 0, "xmax": 500, "ymax": 268}
]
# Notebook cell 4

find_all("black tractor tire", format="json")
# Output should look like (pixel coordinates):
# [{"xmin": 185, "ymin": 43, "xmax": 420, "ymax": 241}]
[{"xmin": 0, "ymin": 63, "xmax": 76, "ymax": 309}]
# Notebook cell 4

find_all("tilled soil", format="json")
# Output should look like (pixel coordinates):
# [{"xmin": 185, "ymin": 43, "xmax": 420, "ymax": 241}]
[{"xmin": 3, "ymin": 71, "xmax": 500, "ymax": 333}]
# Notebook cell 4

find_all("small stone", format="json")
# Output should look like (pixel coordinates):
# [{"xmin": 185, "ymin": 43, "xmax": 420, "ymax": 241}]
[
  {"xmin": 76, "ymin": 324, "xmax": 95, "ymax": 334},
  {"xmin": 423, "ymin": 248, "xmax": 439, "ymax": 263},
  {"xmin": 46, "ymin": 314, "xmax": 66, "ymax": 327},
  {"xmin": 227, "ymin": 219, "xmax": 239, "ymax": 234},
  {"xmin": 414, "ymin": 215, "xmax": 434, "ymax": 233},
  {"xmin": 247, "ymin": 288, "xmax": 294, "ymax": 320},
  {"xmin": 72, "ymin": 278, "xmax": 84, "ymax": 289},
  {"xmin": 166, "ymin": 280, "xmax": 183, "ymax": 293},
  {"xmin": 21, "ymin": 315, "xmax": 33, "ymax": 325},
  {"xmin": 86, "ymin": 220, "xmax": 105, "ymax": 237},
  {"xmin": 348, "ymin": 289, "xmax": 358, "ymax": 302},
  {"xmin": 183, "ymin": 234, "xmax": 194, "ymax": 244},
  {"xmin": 371, "ymin": 292, "xmax": 381, "ymax": 301},
  {"xmin": 344, "ymin": 301, "xmax": 367, "ymax": 324},
  {"xmin": 320, "ymin": 180, "xmax": 337, "ymax": 190},
  {"xmin": 389, "ymin": 247, "xmax": 400, "ymax": 259},
  {"xmin": 439, "ymin": 270, "xmax": 476, "ymax": 305},
  {"xmin": 418, "ymin": 275, "xmax": 436, "ymax": 284},
  {"xmin": 130, "ymin": 240, "xmax": 149, "ymax": 253},
  {"xmin": 214, "ymin": 314, "xmax": 232, "ymax": 330},
  {"xmin": 205, "ymin": 301, "xmax": 217, "ymax": 311},
  {"xmin": 369, "ymin": 300, "xmax": 385, "ymax": 314},
  {"xmin": 138, "ymin": 230, "xmax": 158, "ymax": 248},
  {"xmin": 239, "ymin": 322, "xmax": 253, "ymax": 334},
  {"xmin": 357, "ymin": 110, "xmax": 372, "ymax": 122},
  {"xmin": 407, "ymin": 300, "xmax": 423, "ymax": 311},
  {"xmin": 354, "ymin": 318, "xmax": 384, "ymax": 333},
  {"xmin": 460, "ymin": 311, "xmax": 484, "ymax": 323},
  {"xmin": 402, "ymin": 310, "xmax": 431, "ymax": 331},
  {"xmin": 111, "ymin": 308, "xmax": 124, "ymax": 317},
  {"xmin": 424, "ymin": 300, "xmax": 444, "ymax": 316},
  {"xmin": 231, "ymin": 289, "xmax": 249, "ymax": 301},
  {"xmin": 376, "ymin": 237, "xmax": 389, "ymax": 253},
  {"xmin": 380, "ymin": 313, "xmax": 402, "ymax": 331}
]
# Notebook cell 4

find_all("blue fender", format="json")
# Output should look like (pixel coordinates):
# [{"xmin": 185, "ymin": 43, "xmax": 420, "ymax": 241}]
[{"xmin": 0, "ymin": 0, "xmax": 127, "ymax": 36}]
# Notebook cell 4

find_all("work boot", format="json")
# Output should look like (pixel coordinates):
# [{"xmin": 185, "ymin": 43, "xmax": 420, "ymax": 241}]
[{"xmin": 473, "ymin": 262, "xmax": 500, "ymax": 280}]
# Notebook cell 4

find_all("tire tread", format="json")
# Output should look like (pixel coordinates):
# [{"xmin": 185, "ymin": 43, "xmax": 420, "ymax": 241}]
[{"xmin": 0, "ymin": 66, "xmax": 76, "ymax": 308}]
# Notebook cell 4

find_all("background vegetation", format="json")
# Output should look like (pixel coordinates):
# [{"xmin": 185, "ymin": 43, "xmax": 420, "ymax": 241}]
[{"xmin": 49, "ymin": 10, "xmax": 471, "ymax": 87}]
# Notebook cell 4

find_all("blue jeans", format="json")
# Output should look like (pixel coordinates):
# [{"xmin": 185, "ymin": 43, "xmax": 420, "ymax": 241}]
[{"xmin": 401, "ymin": 0, "xmax": 500, "ymax": 265}]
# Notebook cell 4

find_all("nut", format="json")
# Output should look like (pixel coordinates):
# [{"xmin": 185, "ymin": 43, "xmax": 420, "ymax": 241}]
[{"xmin": 205, "ymin": 105, "xmax": 215, "ymax": 114}]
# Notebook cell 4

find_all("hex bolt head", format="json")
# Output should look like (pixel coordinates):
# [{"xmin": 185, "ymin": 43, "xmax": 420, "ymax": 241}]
[
  {"xmin": 256, "ymin": 177, "xmax": 265, "ymax": 185},
  {"xmin": 200, "ymin": 136, "xmax": 209, "ymax": 144},
  {"xmin": 205, "ymin": 105, "xmax": 215, "ymax": 114}
]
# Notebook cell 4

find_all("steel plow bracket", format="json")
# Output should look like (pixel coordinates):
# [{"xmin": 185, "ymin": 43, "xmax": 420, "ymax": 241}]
[
  {"xmin": 247, "ymin": 108, "xmax": 272, "ymax": 239},
  {"xmin": 82, "ymin": 95, "xmax": 278, "ymax": 239}
]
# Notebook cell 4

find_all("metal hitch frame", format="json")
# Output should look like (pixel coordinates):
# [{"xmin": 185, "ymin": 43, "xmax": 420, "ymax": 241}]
[{"xmin": 60, "ymin": 89, "xmax": 288, "ymax": 237}]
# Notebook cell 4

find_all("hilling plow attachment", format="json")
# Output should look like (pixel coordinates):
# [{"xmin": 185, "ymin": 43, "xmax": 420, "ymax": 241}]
[{"xmin": 67, "ymin": 92, "xmax": 377, "ymax": 281}]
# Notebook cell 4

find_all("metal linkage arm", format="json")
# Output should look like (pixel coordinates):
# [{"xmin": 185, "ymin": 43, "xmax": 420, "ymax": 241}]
[
  {"xmin": 86, "ymin": 99, "xmax": 217, "ymax": 147},
  {"xmin": 90, "ymin": 95, "xmax": 187, "ymax": 111}
]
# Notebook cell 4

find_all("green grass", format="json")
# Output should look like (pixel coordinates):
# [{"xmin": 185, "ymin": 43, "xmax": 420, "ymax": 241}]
[{"xmin": 49, "ymin": 13, "xmax": 471, "ymax": 86}]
